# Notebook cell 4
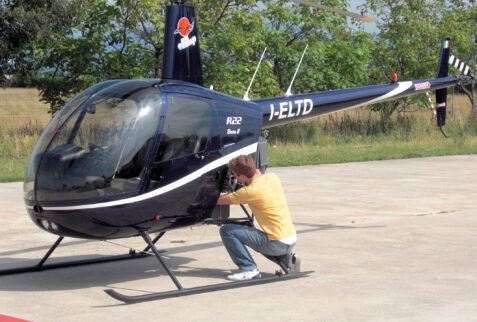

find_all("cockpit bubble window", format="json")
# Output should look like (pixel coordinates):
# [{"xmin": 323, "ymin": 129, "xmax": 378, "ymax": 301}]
[
  {"xmin": 154, "ymin": 96, "xmax": 212, "ymax": 162},
  {"xmin": 24, "ymin": 80, "xmax": 121, "ymax": 200},
  {"xmin": 34, "ymin": 81, "xmax": 161, "ymax": 202}
]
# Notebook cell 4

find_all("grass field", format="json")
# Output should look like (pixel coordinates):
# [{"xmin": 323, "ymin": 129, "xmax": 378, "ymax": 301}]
[
  {"xmin": 267, "ymin": 95, "xmax": 477, "ymax": 166},
  {"xmin": 0, "ymin": 87, "xmax": 476, "ymax": 182},
  {"xmin": 0, "ymin": 88, "xmax": 52, "ymax": 129},
  {"xmin": 0, "ymin": 88, "xmax": 51, "ymax": 182}
]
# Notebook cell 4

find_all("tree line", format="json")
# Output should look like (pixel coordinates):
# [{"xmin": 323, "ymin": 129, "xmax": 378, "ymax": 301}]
[{"xmin": 1, "ymin": 0, "xmax": 475, "ymax": 116}]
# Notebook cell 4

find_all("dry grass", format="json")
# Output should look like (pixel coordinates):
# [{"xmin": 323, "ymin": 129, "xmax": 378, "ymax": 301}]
[
  {"xmin": 0, "ymin": 88, "xmax": 475, "ymax": 180},
  {"xmin": 320, "ymin": 94, "xmax": 472, "ymax": 126},
  {"xmin": 0, "ymin": 88, "xmax": 51, "ymax": 181},
  {"xmin": 267, "ymin": 94, "xmax": 477, "ymax": 166},
  {"xmin": 0, "ymin": 88, "xmax": 52, "ymax": 130}
]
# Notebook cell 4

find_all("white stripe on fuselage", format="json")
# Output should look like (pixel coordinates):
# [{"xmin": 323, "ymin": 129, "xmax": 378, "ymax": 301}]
[
  {"xmin": 268, "ymin": 81, "xmax": 414, "ymax": 122},
  {"xmin": 365, "ymin": 81, "xmax": 413, "ymax": 105},
  {"xmin": 42, "ymin": 143, "xmax": 258, "ymax": 211},
  {"xmin": 338, "ymin": 81, "xmax": 413, "ymax": 113}
]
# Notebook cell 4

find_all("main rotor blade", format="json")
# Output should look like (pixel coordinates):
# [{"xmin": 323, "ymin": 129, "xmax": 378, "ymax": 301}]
[{"xmin": 292, "ymin": 0, "xmax": 376, "ymax": 22}]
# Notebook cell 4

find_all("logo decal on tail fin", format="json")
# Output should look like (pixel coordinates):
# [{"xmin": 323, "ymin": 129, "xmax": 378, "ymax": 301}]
[{"xmin": 175, "ymin": 17, "xmax": 197, "ymax": 50}]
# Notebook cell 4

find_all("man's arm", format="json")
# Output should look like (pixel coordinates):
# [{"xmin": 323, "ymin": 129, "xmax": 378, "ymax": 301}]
[{"xmin": 217, "ymin": 194, "xmax": 233, "ymax": 205}]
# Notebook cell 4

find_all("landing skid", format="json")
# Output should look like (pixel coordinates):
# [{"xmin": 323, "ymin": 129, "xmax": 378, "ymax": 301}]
[
  {"xmin": 1, "ymin": 230, "xmax": 312, "ymax": 303},
  {"xmin": 105, "ymin": 270, "xmax": 312, "ymax": 304},
  {"xmin": 104, "ymin": 231, "xmax": 313, "ymax": 304},
  {"xmin": 0, "ymin": 232, "xmax": 165, "ymax": 276}
]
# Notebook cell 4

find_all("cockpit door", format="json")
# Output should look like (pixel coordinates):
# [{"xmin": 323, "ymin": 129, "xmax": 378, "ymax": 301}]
[{"xmin": 145, "ymin": 94, "xmax": 219, "ymax": 219}]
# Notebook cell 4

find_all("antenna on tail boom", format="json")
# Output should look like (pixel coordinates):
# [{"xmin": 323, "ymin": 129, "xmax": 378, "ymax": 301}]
[
  {"xmin": 286, "ymin": 44, "xmax": 308, "ymax": 97},
  {"xmin": 243, "ymin": 47, "xmax": 267, "ymax": 101}
]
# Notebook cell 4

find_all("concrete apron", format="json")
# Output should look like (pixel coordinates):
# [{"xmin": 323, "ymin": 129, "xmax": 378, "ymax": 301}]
[{"xmin": 0, "ymin": 155, "xmax": 476, "ymax": 321}]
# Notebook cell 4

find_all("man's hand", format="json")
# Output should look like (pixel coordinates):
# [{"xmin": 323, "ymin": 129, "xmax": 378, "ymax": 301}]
[{"xmin": 217, "ymin": 194, "xmax": 233, "ymax": 205}]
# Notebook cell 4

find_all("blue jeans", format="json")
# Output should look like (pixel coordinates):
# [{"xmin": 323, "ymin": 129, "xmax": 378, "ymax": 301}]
[{"xmin": 220, "ymin": 224, "xmax": 295, "ymax": 271}]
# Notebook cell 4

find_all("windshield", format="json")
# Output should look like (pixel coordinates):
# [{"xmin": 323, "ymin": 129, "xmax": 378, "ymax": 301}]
[
  {"xmin": 31, "ymin": 81, "xmax": 161, "ymax": 202},
  {"xmin": 24, "ymin": 80, "xmax": 122, "ymax": 200}
]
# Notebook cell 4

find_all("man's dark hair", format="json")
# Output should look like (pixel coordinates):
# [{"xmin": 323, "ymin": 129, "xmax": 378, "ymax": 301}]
[{"xmin": 228, "ymin": 155, "xmax": 256, "ymax": 178}]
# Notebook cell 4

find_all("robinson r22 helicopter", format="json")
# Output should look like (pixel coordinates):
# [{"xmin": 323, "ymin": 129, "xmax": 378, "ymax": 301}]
[{"xmin": 0, "ymin": 0, "xmax": 473, "ymax": 303}]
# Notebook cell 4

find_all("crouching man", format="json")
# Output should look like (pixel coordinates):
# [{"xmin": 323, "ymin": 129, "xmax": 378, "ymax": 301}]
[{"xmin": 216, "ymin": 154, "xmax": 300, "ymax": 281}]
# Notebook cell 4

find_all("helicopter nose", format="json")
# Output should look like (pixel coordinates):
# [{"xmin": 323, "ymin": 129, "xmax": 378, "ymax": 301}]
[
  {"xmin": 37, "ymin": 218, "xmax": 60, "ymax": 232},
  {"xmin": 32, "ymin": 206, "xmax": 60, "ymax": 232}
]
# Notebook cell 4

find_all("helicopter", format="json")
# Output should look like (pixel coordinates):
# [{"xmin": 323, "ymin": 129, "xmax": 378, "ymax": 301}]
[{"xmin": 0, "ymin": 0, "xmax": 473, "ymax": 304}]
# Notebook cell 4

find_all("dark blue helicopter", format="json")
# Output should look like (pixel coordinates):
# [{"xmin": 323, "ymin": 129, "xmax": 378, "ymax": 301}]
[{"xmin": 2, "ymin": 0, "xmax": 472, "ymax": 303}]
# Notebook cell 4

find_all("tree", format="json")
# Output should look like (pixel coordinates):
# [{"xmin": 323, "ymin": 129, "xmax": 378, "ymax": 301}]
[
  {"xmin": 362, "ymin": 0, "xmax": 476, "ymax": 126},
  {"xmin": 0, "ymin": 0, "xmax": 80, "ymax": 86},
  {"xmin": 361, "ymin": 0, "xmax": 448, "ymax": 126},
  {"xmin": 197, "ymin": 0, "xmax": 373, "ymax": 98},
  {"xmin": 30, "ymin": 0, "xmax": 374, "ymax": 114},
  {"xmin": 32, "ymin": 0, "xmax": 161, "ymax": 114},
  {"xmin": 260, "ymin": 0, "xmax": 373, "ymax": 96},
  {"xmin": 439, "ymin": 1, "xmax": 476, "ymax": 119},
  {"xmin": 196, "ymin": 0, "xmax": 273, "ymax": 97}
]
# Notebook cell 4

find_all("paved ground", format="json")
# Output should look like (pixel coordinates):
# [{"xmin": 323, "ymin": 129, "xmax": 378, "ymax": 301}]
[{"xmin": 0, "ymin": 155, "xmax": 476, "ymax": 321}]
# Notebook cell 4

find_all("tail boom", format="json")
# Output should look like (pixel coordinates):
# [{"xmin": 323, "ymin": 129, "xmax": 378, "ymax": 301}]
[{"xmin": 255, "ymin": 76, "xmax": 458, "ymax": 129}]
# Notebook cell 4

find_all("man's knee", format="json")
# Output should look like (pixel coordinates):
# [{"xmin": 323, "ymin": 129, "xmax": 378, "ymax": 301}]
[{"xmin": 219, "ymin": 223, "xmax": 234, "ymax": 238}]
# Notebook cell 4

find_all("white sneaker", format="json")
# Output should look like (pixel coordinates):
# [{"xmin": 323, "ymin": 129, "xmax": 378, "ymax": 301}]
[{"xmin": 226, "ymin": 268, "xmax": 261, "ymax": 281}]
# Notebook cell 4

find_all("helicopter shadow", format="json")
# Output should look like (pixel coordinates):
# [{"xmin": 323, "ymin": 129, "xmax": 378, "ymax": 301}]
[
  {"xmin": 0, "ymin": 221, "xmax": 377, "ymax": 261},
  {"xmin": 0, "ymin": 221, "xmax": 383, "ymax": 293},
  {"xmin": 0, "ymin": 239, "xmax": 94, "ymax": 257},
  {"xmin": 294, "ymin": 222, "xmax": 385, "ymax": 234},
  {"xmin": 0, "ymin": 253, "xmax": 228, "ymax": 292}
]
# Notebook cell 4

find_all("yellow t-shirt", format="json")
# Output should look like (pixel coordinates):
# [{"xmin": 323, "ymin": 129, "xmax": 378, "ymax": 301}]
[{"xmin": 229, "ymin": 173, "xmax": 296, "ymax": 240}]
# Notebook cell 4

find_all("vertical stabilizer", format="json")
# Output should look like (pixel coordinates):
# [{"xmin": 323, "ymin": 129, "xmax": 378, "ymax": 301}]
[
  {"xmin": 162, "ymin": 3, "xmax": 203, "ymax": 86},
  {"xmin": 435, "ymin": 37, "xmax": 450, "ymax": 127}
]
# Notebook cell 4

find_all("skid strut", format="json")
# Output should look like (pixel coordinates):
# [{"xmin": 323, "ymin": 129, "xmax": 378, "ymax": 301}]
[
  {"xmin": 104, "ymin": 230, "xmax": 313, "ymax": 304},
  {"xmin": 0, "ymin": 232, "xmax": 165, "ymax": 276}
]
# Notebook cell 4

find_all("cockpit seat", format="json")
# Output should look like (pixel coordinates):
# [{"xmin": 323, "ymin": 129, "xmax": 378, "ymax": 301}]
[{"xmin": 161, "ymin": 135, "xmax": 202, "ymax": 161}]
